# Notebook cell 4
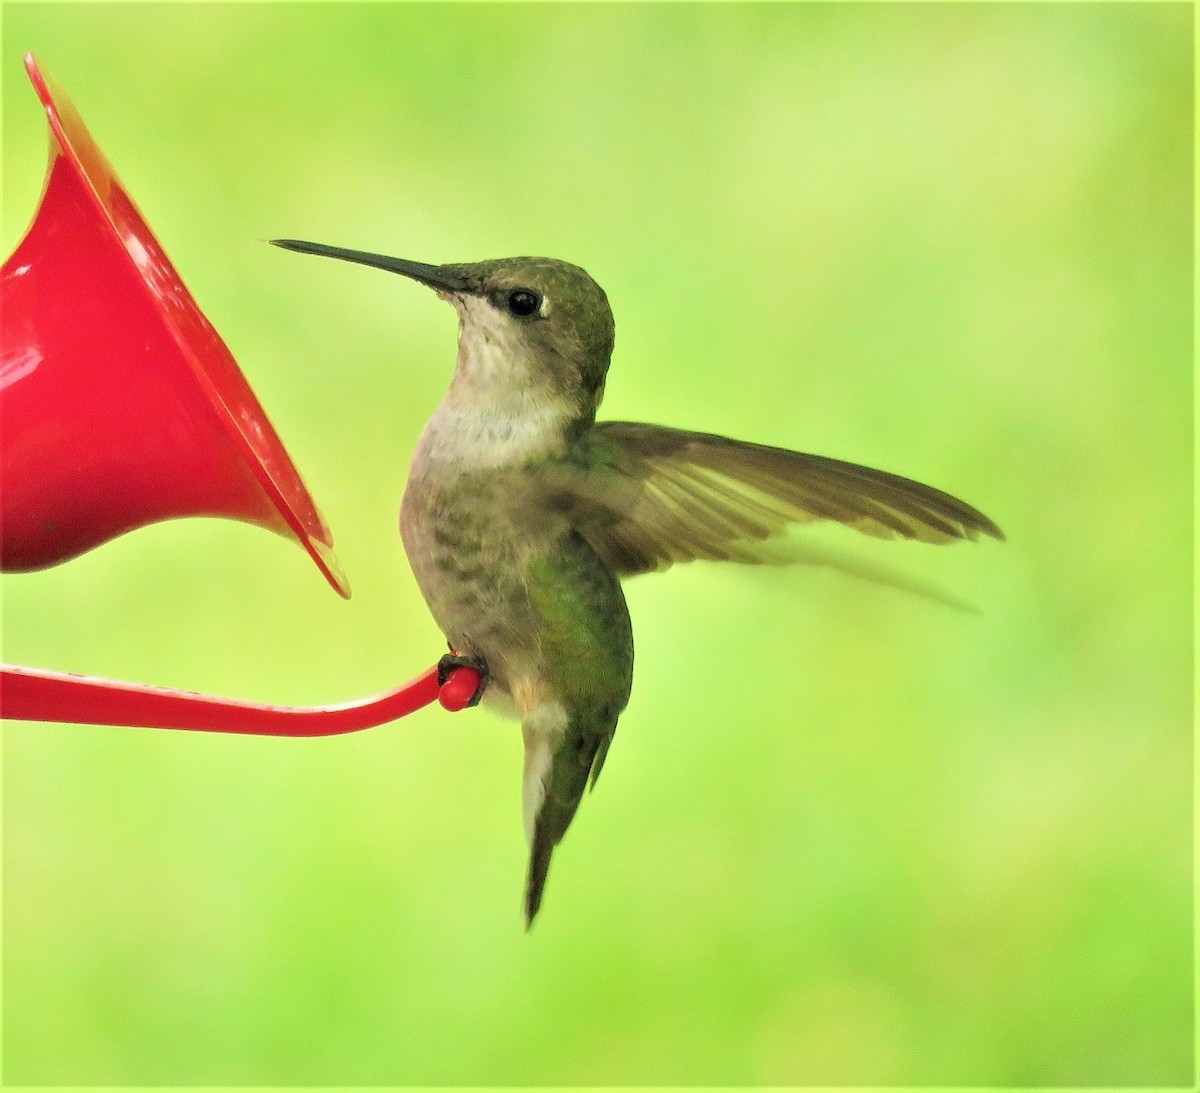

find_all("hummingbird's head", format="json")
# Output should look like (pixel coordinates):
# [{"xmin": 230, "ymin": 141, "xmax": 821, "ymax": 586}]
[{"xmin": 271, "ymin": 241, "xmax": 615, "ymax": 417}]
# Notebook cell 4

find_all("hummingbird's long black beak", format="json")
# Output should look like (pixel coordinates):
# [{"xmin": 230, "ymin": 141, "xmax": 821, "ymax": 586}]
[{"xmin": 270, "ymin": 239, "xmax": 473, "ymax": 293}]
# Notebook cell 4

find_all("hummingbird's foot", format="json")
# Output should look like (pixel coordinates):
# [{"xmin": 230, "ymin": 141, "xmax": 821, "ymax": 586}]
[{"xmin": 437, "ymin": 652, "xmax": 489, "ymax": 707}]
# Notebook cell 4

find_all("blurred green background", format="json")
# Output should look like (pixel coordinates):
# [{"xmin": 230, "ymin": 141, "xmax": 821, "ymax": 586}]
[{"xmin": 1, "ymin": 3, "xmax": 1191, "ymax": 1085}]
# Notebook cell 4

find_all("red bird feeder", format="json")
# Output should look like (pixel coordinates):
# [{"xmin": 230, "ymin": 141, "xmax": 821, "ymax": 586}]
[{"xmin": 0, "ymin": 53, "xmax": 479, "ymax": 732}]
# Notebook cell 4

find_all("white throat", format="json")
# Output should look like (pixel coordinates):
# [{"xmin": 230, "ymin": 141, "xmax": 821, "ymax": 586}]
[{"xmin": 413, "ymin": 296, "xmax": 571, "ymax": 471}]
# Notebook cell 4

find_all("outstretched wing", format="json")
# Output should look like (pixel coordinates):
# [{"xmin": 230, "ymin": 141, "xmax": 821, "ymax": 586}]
[{"xmin": 542, "ymin": 422, "xmax": 1003, "ymax": 577}]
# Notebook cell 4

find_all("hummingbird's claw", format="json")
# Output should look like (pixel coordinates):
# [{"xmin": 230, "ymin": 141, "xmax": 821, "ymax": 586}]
[{"xmin": 437, "ymin": 652, "xmax": 489, "ymax": 707}]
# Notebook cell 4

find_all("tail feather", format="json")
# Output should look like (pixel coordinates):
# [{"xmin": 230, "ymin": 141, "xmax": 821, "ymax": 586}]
[
  {"xmin": 588, "ymin": 727, "xmax": 615, "ymax": 791},
  {"xmin": 524, "ymin": 810, "xmax": 563, "ymax": 929},
  {"xmin": 521, "ymin": 710, "xmax": 615, "ymax": 929}
]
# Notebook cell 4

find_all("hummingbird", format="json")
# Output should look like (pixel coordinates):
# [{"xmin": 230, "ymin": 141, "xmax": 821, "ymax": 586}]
[{"xmin": 271, "ymin": 239, "xmax": 1003, "ymax": 927}]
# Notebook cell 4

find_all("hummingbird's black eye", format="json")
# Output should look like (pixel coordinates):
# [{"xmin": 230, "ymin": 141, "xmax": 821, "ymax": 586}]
[{"xmin": 507, "ymin": 289, "xmax": 542, "ymax": 317}]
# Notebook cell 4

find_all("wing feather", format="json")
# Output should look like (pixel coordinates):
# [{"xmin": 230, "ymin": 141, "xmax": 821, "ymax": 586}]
[{"xmin": 544, "ymin": 422, "xmax": 1002, "ymax": 577}]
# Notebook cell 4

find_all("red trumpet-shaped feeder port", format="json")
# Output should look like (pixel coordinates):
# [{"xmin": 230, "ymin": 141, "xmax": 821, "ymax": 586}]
[
  {"xmin": 0, "ymin": 664, "xmax": 484, "ymax": 733},
  {"xmin": 0, "ymin": 53, "xmax": 349, "ymax": 597}
]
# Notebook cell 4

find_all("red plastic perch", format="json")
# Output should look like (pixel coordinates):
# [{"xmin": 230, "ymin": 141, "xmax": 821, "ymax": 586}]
[{"xmin": 0, "ymin": 663, "xmax": 483, "ymax": 736}]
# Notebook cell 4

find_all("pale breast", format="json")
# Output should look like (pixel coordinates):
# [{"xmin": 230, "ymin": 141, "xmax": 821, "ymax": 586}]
[
  {"xmin": 400, "ymin": 408, "xmax": 572, "ymax": 685},
  {"xmin": 398, "ymin": 313, "xmax": 581, "ymax": 680}
]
